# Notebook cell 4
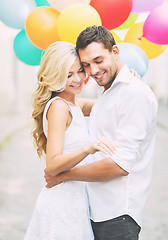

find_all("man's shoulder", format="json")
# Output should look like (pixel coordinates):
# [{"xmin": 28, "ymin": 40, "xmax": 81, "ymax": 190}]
[
  {"xmin": 126, "ymin": 77, "xmax": 155, "ymax": 98},
  {"xmin": 119, "ymin": 77, "xmax": 158, "ymax": 110}
]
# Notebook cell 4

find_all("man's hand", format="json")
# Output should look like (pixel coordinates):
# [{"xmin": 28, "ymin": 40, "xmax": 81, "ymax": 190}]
[
  {"xmin": 130, "ymin": 68, "xmax": 140, "ymax": 79},
  {"xmin": 44, "ymin": 168, "xmax": 64, "ymax": 188}
]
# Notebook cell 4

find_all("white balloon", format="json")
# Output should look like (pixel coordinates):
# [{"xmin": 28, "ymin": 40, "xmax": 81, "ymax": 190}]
[{"xmin": 0, "ymin": 0, "xmax": 36, "ymax": 29}]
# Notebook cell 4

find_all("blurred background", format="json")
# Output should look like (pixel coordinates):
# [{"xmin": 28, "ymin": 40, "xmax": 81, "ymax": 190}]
[{"xmin": 0, "ymin": 0, "xmax": 168, "ymax": 239}]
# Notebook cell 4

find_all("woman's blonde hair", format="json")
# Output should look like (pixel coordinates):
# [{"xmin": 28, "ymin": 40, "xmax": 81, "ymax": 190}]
[{"xmin": 32, "ymin": 41, "xmax": 78, "ymax": 158}]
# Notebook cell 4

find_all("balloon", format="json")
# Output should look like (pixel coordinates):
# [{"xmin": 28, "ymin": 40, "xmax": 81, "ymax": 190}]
[
  {"xmin": 115, "ymin": 13, "xmax": 139, "ymax": 30},
  {"xmin": 48, "ymin": 0, "xmax": 90, "ymax": 12},
  {"xmin": 117, "ymin": 42, "xmax": 148, "ymax": 77},
  {"xmin": 90, "ymin": 0, "xmax": 132, "ymax": 30},
  {"xmin": 34, "ymin": 0, "xmax": 51, "ymax": 7},
  {"xmin": 0, "ymin": 0, "xmax": 36, "ymax": 29},
  {"xmin": 143, "ymin": 4, "xmax": 168, "ymax": 45},
  {"xmin": 84, "ymin": 75, "xmax": 90, "ymax": 85},
  {"xmin": 110, "ymin": 31, "xmax": 122, "ymax": 44},
  {"xmin": 57, "ymin": 3, "xmax": 102, "ymax": 45},
  {"xmin": 13, "ymin": 30, "xmax": 43, "ymax": 66},
  {"xmin": 132, "ymin": 0, "xmax": 165, "ymax": 13},
  {"xmin": 124, "ymin": 22, "xmax": 167, "ymax": 59},
  {"xmin": 25, "ymin": 7, "xmax": 60, "ymax": 50}
]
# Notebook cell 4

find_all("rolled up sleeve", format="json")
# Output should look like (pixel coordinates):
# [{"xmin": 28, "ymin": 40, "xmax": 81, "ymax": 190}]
[{"xmin": 111, "ymin": 90, "xmax": 155, "ymax": 172}]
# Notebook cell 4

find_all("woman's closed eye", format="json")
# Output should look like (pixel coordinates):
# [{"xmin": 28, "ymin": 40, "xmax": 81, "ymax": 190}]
[{"xmin": 78, "ymin": 67, "xmax": 85, "ymax": 73}]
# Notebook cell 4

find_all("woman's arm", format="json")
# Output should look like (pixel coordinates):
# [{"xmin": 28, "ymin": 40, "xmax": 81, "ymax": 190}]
[
  {"xmin": 46, "ymin": 100, "xmax": 115, "ymax": 176},
  {"xmin": 77, "ymin": 97, "xmax": 96, "ymax": 116}
]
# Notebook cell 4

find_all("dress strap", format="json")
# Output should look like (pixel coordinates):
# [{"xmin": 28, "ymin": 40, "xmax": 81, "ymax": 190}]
[
  {"xmin": 44, "ymin": 96, "xmax": 72, "ymax": 119},
  {"xmin": 43, "ymin": 96, "xmax": 73, "ymax": 138}
]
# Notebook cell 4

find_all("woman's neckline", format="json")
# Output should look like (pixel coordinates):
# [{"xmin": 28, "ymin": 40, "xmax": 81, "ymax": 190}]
[
  {"xmin": 52, "ymin": 96, "xmax": 78, "ymax": 107},
  {"xmin": 67, "ymin": 101, "xmax": 78, "ymax": 107}
]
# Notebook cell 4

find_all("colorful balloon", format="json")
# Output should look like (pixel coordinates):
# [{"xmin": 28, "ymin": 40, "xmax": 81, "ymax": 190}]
[
  {"xmin": 117, "ymin": 42, "xmax": 148, "ymax": 77},
  {"xmin": 25, "ymin": 6, "xmax": 60, "ymax": 50},
  {"xmin": 132, "ymin": 0, "xmax": 165, "ymax": 13},
  {"xmin": 13, "ymin": 30, "xmax": 43, "ymax": 66},
  {"xmin": 48, "ymin": 0, "xmax": 90, "ymax": 12},
  {"xmin": 90, "ymin": 0, "xmax": 132, "ymax": 29},
  {"xmin": 124, "ymin": 22, "xmax": 167, "ymax": 59},
  {"xmin": 84, "ymin": 75, "xmax": 90, "ymax": 85},
  {"xmin": 34, "ymin": 0, "xmax": 51, "ymax": 7},
  {"xmin": 110, "ymin": 31, "xmax": 122, "ymax": 44},
  {"xmin": 57, "ymin": 3, "xmax": 102, "ymax": 45},
  {"xmin": 143, "ymin": 4, "xmax": 168, "ymax": 45},
  {"xmin": 115, "ymin": 13, "xmax": 139, "ymax": 30},
  {"xmin": 0, "ymin": 0, "xmax": 36, "ymax": 29}
]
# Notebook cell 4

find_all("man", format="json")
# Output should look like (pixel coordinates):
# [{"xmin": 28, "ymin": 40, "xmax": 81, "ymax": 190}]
[{"xmin": 45, "ymin": 26, "xmax": 158, "ymax": 239}]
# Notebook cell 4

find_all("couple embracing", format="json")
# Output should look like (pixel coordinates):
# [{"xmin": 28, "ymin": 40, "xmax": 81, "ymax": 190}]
[{"xmin": 25, "ymin": 25, "xmax": 158, "ymax": 240}]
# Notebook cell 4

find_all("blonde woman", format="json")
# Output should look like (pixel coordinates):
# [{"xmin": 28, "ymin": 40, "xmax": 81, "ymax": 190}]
[{"xmin": 24, "ymin": 41, "xmax": 115, "ymax": 239}]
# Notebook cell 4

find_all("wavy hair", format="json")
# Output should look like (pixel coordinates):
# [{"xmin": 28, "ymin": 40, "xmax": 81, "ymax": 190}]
[{"xmin": 32, "ymin": 41, "xmax": 77, "ymax": 158}]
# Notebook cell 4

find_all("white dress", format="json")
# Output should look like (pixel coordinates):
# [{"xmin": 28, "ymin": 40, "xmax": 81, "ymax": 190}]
[{"xmin": 24, "ymin": 96, "xmax": 94, "ymax": 240}]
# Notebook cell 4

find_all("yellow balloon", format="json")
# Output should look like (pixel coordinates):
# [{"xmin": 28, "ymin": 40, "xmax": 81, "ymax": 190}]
[
  {"xmin": 124, "ymin": 22, "xmax": 167, "ymax": 59},
  {"xmin": 57, "ymin": 3, "xmax": 102, "ymax": 45},
  {"xmin": 110, "ymin": 31, "xmax": 122, "ymax": 44}
]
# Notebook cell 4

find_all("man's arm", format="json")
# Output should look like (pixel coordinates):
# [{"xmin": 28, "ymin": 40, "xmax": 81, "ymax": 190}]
[{"xmin": 45, "ymin": 157, "xmax": 128, "ymax": 188}]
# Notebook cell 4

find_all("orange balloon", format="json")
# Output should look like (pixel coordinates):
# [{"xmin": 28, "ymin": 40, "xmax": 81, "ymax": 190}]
[
  {"xmin": 25, "ymin": 6, "xmax": 60, "ymax": 50},
  {"xmin": 124, "ymin": 22, "xmax": 167, "ymax": 59},
  {"xmin": 48, "ymin": 0, "xmax": 91, "ymax": 12}
]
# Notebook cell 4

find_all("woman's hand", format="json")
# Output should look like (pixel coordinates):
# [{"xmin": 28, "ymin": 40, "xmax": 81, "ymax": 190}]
[
  {"xmin": 44, "ymin": 168, "xmax": 64, "ymax": 188},
  {"xmin": 87, "ymin": 136, "xmax": 116, "ymax": 155}
]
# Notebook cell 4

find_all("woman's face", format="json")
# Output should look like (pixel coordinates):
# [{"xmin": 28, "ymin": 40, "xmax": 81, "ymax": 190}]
[{"xmin": 64, "ymin": 57, "xmax": 86, "ymax": 95}]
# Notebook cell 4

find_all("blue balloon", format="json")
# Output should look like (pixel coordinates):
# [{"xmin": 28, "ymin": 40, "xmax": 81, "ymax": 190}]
[
  {"xmin": 0, "ymin": 0, "xmax": 36, "ymax": 29},
  {"xmin": 13, "ymin": 30, "xmax": 43, "ymax": 66},
  {"xmin": 34, "ymin": 0, "xmax": 50, "ymax": 7},
  {"xmin": 117, "ymin": 42, "xmax": 149, "ymax": 77}
]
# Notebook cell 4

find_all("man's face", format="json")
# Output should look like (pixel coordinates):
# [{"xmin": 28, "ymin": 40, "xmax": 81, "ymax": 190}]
[{"xmin": 79, "ymin": 42, "xmax": 120, "ymax": 90}]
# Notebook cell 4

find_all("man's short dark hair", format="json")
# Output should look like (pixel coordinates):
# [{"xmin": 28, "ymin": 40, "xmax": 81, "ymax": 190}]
[{"xmin": 76, "ymin": 25, "xmax": 116, "ymax": 54}]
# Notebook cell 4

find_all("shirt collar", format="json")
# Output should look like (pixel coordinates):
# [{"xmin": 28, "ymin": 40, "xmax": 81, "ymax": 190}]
[
  {"xmin": 103, "ymin": 65, "xmax": 132, "ymax": 94},
  {"xmin": 114, "ymin": 65, "xmax": 132, "ymax": 84}
]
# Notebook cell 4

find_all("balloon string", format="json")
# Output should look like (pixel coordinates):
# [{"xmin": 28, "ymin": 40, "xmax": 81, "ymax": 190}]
[{"xmin": 138, "ymin": 34, "xmax": 145, "ymax": 41}]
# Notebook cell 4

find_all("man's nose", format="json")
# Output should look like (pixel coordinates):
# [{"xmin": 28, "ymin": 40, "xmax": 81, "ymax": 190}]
[{"xmin": 90, "ymin": 64, "xmax": 98, "ymax": 76}]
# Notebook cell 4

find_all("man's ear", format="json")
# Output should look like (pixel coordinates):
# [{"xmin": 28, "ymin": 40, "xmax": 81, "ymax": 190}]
[{"xmin": 112, "ymin": 45, "xmax": 119, "ymax": 55}]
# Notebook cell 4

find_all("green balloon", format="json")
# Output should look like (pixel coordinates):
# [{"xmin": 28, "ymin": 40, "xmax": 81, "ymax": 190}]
[
  {"xmin": 13, "ymin": 30, "xmax": 43, "ymax": 66},
  {"xmin": 115, "ymin": 13, "xmax": 139, "ymax": 30},
  {"xmin": 34, "ymin": 0, "xmax": 50, "ymax": 7}
]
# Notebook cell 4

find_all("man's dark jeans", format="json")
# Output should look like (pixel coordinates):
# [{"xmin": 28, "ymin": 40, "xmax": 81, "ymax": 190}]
[{"xmin": 91, "ymin": 215, "xmax": 141, "ymax": 240}]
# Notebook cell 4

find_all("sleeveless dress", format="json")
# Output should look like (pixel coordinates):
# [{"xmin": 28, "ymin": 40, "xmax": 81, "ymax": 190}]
[{"xmin": 24, "ymin": 96, "xmax": 94, "ymax": 240}]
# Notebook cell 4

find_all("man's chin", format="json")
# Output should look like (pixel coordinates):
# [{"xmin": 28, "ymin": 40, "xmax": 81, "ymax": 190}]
[{"xmin": 94, "ymin": 79, "xmax": 104, "ymax": 86}]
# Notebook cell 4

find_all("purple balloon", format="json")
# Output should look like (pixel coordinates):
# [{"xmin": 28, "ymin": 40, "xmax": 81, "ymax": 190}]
[
  {"xmin": 132, "ymin": 0, "xmax": 165, "ymax": 13},
  {"xmin": 143, "ymin": 4, "xmax": 168, "ymax": 45}
]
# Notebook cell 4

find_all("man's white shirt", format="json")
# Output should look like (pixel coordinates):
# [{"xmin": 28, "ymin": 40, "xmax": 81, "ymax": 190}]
[{"xmin": 86, "ymin": 65, "xmax": 158, "ymax": 226}]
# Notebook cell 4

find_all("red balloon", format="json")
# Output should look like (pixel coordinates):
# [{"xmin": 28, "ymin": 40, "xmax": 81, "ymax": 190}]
[
  {"xmin": 84, "ymin": 75, "xmax": 90, "ymax": 85},
  {"xmin": 90, "ymin": 0, "xmax": 132, "ymax": 29}
]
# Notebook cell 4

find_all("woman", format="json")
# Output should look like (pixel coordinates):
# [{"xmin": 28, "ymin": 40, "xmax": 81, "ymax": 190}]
[{"xmin": 24, "ymin": 41, "xmax": 115, "ymax": 240}]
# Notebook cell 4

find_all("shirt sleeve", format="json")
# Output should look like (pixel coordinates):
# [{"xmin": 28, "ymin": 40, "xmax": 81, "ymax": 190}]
[{"xmin": 111, "ymin": 89, "xmax": 157, "ymax": 173}]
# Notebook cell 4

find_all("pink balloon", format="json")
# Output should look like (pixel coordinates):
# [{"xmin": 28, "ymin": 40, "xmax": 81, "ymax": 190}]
[
  {"xmin": 132, "ymin": 0, "xmax": 165, "ymax": 13},
  {"xmin": 143, "ymin": 4, "xmax": 168, "ymax": 45},
  {"xmin": 48, "ymin": 0, "xmax": 90, "ymax": 12}
]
